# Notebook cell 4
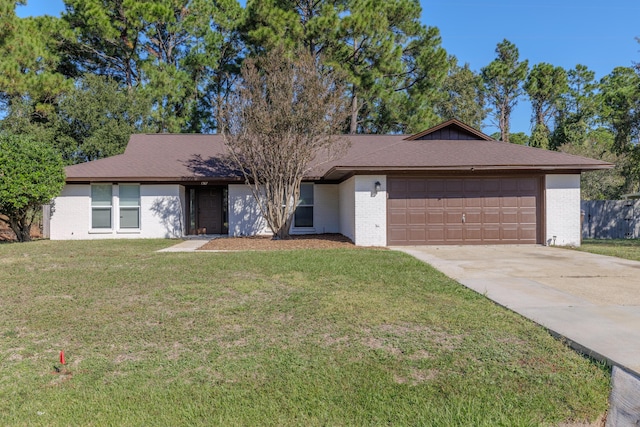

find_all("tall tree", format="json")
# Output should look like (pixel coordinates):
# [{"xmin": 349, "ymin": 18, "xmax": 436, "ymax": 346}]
[
  {"xmin": 222, "ymin": 46, "xmax": 348, "ymax": 239},
  {"xmin": 481, "ymin": 39, "xmax": 528, "ymax": 143},
  {"xmin": 559, "ymin": 129, "xmax": 627, "ymax": 199},
  {"xmin": 550, "ymin": 64, "xmax": 598, "ymax": 149},
  {"xmin": 243, "ymin": 0, "xmax": 447, "ymax": 134},
  {"xmin": 434, "ymin": 58, "xmax": 487, "ymax": 129},
  {"xmin": 599, "ymin": 66, "xmax": 640, "ymax": 153},
  {"xmin": 62, "ymin": 0, "xmax": 244, "ymax": 133},
  {"xmin": 524, "ymin": 63, "xmax": 567, "ymax": 149},
  {"xmin": 0, "ymin": 132, "xmax": 65, "ymax": 242},
  {"xmin": 0, "ymin": 3, "xmax": 70, "ymax": 119},
  {"xmin": 54, "ymin": 74, "xmax": 153, "ymax": 163}
]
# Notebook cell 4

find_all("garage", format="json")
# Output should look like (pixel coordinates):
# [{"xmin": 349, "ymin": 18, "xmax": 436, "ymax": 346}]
[{"xmin": 387, "ymin": 176, "xmax": 541, "ymax": 245}]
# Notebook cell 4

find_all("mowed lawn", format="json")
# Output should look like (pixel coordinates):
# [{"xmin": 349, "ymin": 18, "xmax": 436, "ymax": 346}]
[
  {"xmin": 576, "ymin": 238, "xmax": 640, "ymax": 261},
  {"xmin": 0, "ymin": 240, "xmax": 609, "ymax": 426}
]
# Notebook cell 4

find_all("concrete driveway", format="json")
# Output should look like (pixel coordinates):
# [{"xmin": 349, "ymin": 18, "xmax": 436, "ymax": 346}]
[{"xmin": 393, "ymin": 245, "xmax": 640, "ymax": 376}]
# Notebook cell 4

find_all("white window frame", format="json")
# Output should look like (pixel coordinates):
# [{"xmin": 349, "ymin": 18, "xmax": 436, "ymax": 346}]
[
  {"xmin": 90, "ymin": 184, "xmax": 113, "ymax": 232},
  {"xmin": 118, "ymin": 184, "xmax": 141, "ymax": 231},
  {"xmin": 293, "ymin": 183, "xmax": 314, "ymax": 229}
]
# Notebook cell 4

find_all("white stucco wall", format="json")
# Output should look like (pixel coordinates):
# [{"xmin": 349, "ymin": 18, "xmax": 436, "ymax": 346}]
[
  {"xmin": 545, "ymin": 174, "xmax": 581, "ymax": 246},
  {"xmin": 339, "ymin": 177, "xmax": 355, "ymax": 242},
  {"xmin": 229, "ymin": 183, "xmax": 340, "ymax": 237},
  {"xmin": 228, "ymin": 184, "xmax": 271, "ymax": 236},
  {"xmin": 353, "ymin": 175, "xmax": 387, "ymax": 246},
  {"xmin": 50, "ymin": 184, "xmax": 184, "ymax": 240}
]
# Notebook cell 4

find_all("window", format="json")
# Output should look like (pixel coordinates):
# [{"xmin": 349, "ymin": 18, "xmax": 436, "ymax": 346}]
[
  {"xmin": 91, "ymin": 184, "xmax": 112, "ymax": 229},
  {"xmin": 119, "ymin": 184, "xmax": 140, "ymax": 229},
  {"xmin": 294, "ymin": 183, "xmax": 314, "ymax": 228}
]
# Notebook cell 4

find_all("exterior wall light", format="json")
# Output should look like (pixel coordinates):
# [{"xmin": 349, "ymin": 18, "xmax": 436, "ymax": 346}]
[{"xmin": 372, "ymin": 181, "xmax": 382, "ymax": 197}]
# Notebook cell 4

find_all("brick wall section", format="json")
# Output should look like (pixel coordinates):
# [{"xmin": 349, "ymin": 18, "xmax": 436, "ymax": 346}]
[
  {"xmin": 354, "ymin": 175, "xmax": 387, "ymax": 246},
  {"xmin": 545, "ymin": 174, "xmax": 581, "ymax": 246},
  {"xmin": 339, "ymin": 177, "xmax": 356, "ymax": 242}
]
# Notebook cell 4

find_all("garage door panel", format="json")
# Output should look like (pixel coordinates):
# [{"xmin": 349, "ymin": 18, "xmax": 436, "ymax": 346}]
[
  {"xmin": 408, "ymin": 199, "xmax": 426, "ymax": 208},
  {"xmin": 445, "ymin": 227, "xmax": 463, "ymax": 241},
  {"xmin": 483, "ymin": 210, "xmax": 500, "ymax": 224},
  {"xmin": 519, "ymin": 227, "xmax": 537, "ymax": 240},
  {"xmin": 427, "ymin": 198, "xmax": 444, "ymax": 208},
  {"xmin": 389, "ymin": 211, "xmax": 407, "ymax": 226},
  {"xmin": 428, "ymin": 180, "xmax": 446, "ymax": 192},
  {"xmin": 445, "ymin": 211, "xmax": 463, "ymax": 224},
  {"xmin": 483, "ymin": 179, "xmax": 501, "ymax": 193},
  {"xmin": 484, "ymin": 197, "xmax": 500, "ymax": 207},
  {"xmin": 427, "ymin": 227, "xmax": 445, "ymax": 242},
  {"xmin": 446, "ymin": 198, "xmax": 463, "ymax": 208},
  {"xmin": 408, "ymin": 211, "xmax": 426, "ymax": 225},
  {"xmin": 501, "ymin": 210, "xmax": 519, "ymax": 224},
  {"xmin": 483, "ymin": 227, "xmax": 501, "ymax": 241},
  {"xmin": 427, "ymin": 211, "xmax": 445, "ymax": 224},
  {"xmin": 407, "ymin": 228, "xmax": 426, "ymax": 242},
  {"xmin": 519, "ymin": 178, "xmax": 538, "ymax": 191},
  {"xmin": 519, "ymin": 210, "xmax": 537, "ymax": 224},
  {"xmin": 387, "ymin": 177, "xmax": 540, "ymax": 245},
  {"xmin": 446, "ymin": 180, "xmax": 463, "ymax": 192},
  {"xmin": 464, "ymin": 227, "xmax": 482, "ymax": 241},
  {"xmin": 408, "ymin": 180, "xmax": 427, "ymax": 193},
  {"xmin": 501, "ymin": 227, "xmax": 520, "ymax": 240},
  {"xmin": 388, "ymin": 198, "xmax": 407, "ymax": 209},
  {"xmin": 464, "ymin": 211, "xmax": 482, "ymax": 224},
  {"xmin": 465, "ymin": 197, "xmax": 482, "ymax": 208},
  {"xmin": 520, "ymin": 196, "xmax": 537, "ymax": 208}
]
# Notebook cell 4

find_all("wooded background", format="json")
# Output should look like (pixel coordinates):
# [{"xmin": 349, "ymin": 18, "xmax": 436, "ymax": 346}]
[{"xmin": 1, "ymin": 0, "xmax": 639, "ymax": 200}]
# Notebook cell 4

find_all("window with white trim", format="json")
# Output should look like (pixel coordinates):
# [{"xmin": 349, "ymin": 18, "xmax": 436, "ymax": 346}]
[
  {"xmin": 119, "ymin": 184, "xmax": 140, "ymax": 229},
  {"xmin": 294, "ymin": 183, "xmax": 314, "ymax": 228},
  {"xmin": 91, "ymin": 184, "xmax": 112, "ymax": 229}
]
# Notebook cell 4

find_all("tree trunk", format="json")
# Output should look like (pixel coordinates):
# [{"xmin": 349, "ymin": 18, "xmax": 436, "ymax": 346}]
[
  {"xmin": 9, "ymin": 218, "xmax": 31, "ymax": 242},
  {"xmin": 350, "ymin": 91, "xmax": 358, "ymax": 134}
]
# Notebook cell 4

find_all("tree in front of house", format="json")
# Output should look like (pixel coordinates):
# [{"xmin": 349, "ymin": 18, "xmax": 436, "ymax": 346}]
[
  {"xmin": 222, "ymin": 46, "xmax": 348, "ymax": 239},
  {"xmin": 481, "ymin": 39, "xmax": 528, "ymax": 143},
  {"xmin": 0, "ymin": 133, "xmax": 66, "ymax": 242}
]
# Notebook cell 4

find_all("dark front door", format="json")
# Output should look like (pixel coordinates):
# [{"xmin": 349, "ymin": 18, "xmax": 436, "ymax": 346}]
[{"xmin": 197, "ymin": 188, "xmax": 223, "ymax": 234}]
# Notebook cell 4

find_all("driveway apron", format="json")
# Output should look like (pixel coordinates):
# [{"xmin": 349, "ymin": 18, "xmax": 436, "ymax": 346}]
[{"xmin": 393, "ymin": 245, "xmax": 640, "ymax": 376}]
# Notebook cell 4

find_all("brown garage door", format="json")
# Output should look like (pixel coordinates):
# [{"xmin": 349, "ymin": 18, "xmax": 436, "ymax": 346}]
[{"xmin": 387, "ymin": 177, "xmax": 540, "ymax": 245}]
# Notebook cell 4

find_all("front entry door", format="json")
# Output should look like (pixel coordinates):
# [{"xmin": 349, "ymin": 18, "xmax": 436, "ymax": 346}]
[{"xmin": 197, "ymin": 188, "xmax": 223, "ymax": 234}]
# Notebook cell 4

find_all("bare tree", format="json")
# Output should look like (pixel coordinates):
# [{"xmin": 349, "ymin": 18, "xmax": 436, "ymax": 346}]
[{"xmin": 222, "ymin": 46, "xmax": 349, "ymax": 239}]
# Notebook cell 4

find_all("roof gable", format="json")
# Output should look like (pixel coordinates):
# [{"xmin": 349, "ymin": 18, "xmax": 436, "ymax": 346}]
[{"xmin": 405, "ymin": 119, "xmax": 494, "ymax": 141}]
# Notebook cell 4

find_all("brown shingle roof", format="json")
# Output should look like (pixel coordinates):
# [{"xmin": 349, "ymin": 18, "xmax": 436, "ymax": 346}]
[{"xmin": 64, "ymin": 125, "xmax": 613, "ymax": 183}]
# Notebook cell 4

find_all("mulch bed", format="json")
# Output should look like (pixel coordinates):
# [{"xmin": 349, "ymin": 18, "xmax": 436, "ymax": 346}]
[{"xmin": 198, "ymin": 233, "xmax": 365, "ymax": 251}]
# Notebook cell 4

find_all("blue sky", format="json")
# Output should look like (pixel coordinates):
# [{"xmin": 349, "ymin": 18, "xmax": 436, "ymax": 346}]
[{"xmin": 16, "ymin": 0, "xmax": 640, "ymax": 136}]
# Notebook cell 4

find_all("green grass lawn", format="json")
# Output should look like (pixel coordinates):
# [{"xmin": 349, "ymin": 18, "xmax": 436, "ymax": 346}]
[
  {"xmin": 0, "ymin": 240, "xmax": 609, "ymax": 426},
  {"xmin": 576, "ymin": 238, "xmax": 640, "ymax": 261}
]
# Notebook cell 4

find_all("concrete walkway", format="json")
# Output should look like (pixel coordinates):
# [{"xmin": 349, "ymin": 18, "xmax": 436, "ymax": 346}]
[
  {"xmin": 392, "ymin": 245, "xmax": 640, "ymax": 376},
  {"xmin": 157, "ymin": 239, "xmax": 212, "ymax": 252}
]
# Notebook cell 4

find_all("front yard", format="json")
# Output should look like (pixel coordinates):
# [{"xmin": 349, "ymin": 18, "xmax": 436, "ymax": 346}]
[
  {"xmin": 0, "ymin": 240, "xmax": 609, "ymax": 426},
  {"xmin": 576, "ymin": 238, "xmax": 640, "ymax": 261}
]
